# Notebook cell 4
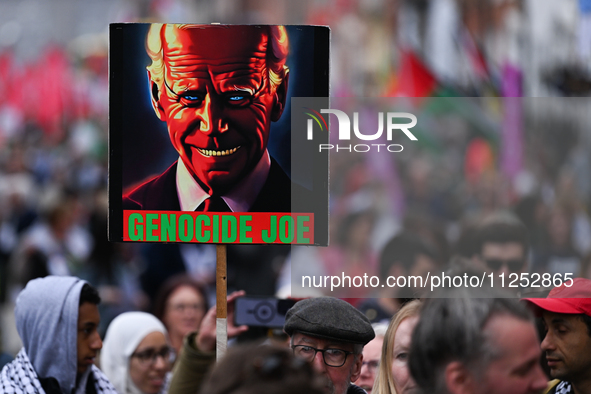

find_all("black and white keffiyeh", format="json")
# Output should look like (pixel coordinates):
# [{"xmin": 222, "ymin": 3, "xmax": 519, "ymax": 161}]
[
  {"xmin": 90, "ymin": 368, "xmax": 118, "ymax": 394},
  {"xmin": 0, "ymin": 349, "xmax": 117, "ymax": 394},
  {"xmin": 0, "ymin": 350, "xmax": 43, "ymax": 394},
  {"xmin": 554, "ymin": 381, "xmax": 573, "ymax": 394}
]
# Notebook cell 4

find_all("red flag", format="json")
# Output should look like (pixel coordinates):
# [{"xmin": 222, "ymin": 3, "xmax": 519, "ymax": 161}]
[
  {"xmin": 386, "ymin": 49, "xmax": 437, "ymax": 98},
  {"xmin": 35, "ymin": 46, "xmax": 72, "ymax": 137},
  {"xmin": 465, "ymin": 138, "xmax": 495, "ymax": 184}
]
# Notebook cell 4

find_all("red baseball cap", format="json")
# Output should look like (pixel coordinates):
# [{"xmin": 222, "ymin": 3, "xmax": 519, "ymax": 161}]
[{"xmin": 522, "ymin": 278, "xmax": 591, "ymax": 316}]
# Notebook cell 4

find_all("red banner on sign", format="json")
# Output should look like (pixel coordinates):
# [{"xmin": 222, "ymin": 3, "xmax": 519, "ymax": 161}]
[{"xmin": 123, "ymin": 210, "xmax": 315, "ymax": 245}]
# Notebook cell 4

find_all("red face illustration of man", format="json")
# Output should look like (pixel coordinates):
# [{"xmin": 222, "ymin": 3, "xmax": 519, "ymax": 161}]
[{"xmin": 149, "ymin": 25, "xmax": 288, "ymax": 195}]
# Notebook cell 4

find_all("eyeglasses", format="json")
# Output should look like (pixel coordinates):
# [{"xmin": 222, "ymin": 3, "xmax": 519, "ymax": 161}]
[
  {"xmin": 292, "ymin": 345, "xmax": 354, "ymax": 367},
  {"xmin": 484, "ymin": 258, "xmax": 525, "ymax": 273},
  {"xmin": 361, "ymin": 360, "xmax": 379, "ymax": 373},
  {"xmin": 131, "ymin": 346, "xmax": 175, "ymax": 366}
]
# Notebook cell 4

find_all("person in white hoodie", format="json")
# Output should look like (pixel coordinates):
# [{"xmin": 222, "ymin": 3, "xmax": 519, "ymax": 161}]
[{"xmin": 0, "ymin": 275, "xmax": 117, "ymax": 394}]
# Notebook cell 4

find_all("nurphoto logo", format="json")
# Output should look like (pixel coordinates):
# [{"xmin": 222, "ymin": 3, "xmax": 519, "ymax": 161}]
[{"xmin": 304, "ymin": 108, "xmax": 418, "ymax": 153}]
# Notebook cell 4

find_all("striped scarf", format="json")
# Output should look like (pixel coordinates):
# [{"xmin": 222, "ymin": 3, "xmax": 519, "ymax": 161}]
[{"xmin": 0, "ymin": 349, "xmax": 117, "ymax": 394}]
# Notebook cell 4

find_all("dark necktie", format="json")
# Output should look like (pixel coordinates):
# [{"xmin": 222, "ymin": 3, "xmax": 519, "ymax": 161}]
[{"xmin": 196, "ymin": 196, "xmax": 231, "ymax": 212}]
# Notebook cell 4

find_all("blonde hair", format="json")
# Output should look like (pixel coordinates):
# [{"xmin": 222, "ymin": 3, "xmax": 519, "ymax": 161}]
[
  {"xmin": 145, "ymin": 24, "xmax": 289, "ymax": 94},
  {"xmin": 371, "ymin": 300, "xmax": 423, "ymax": 394}
]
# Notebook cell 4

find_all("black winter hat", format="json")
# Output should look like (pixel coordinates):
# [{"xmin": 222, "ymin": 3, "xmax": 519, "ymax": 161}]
[{"xmin": 284, "ymin": 297, "xmax": 375, "ymax": 345}]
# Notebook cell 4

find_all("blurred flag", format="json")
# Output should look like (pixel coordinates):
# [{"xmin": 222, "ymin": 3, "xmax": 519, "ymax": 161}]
[
  {"xmin": 386, "ymin": 49, "xmax": 437, "ymax": 98},
  {"xmin": 465, "ymin": 137, "xmax": 495, "ymax": 184},
  {"xmin": 500, "ymin": 63, "xmax": 523, "ymax": 181},
  {"xmin": 460, "ymin": 29, "xmax": 490, "ymax": 84}
]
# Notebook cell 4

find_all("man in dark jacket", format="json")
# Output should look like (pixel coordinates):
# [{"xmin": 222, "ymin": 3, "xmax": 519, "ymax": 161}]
[
  {"xmin": 284, "ymin": 297, "xmax": 375, "ymax": 394},
  {"xmin": 409, "ymin": 287, "xmax": 547, "ymax": 394},
  {"xmin": 168, "ymin": 295, "xmax": 373, "ymax": 394}
]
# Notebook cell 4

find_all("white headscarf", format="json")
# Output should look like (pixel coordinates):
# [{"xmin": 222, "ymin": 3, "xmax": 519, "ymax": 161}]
[{"xmin": 101, "ymin": 312, "xmax": 167, "ymax": 394}]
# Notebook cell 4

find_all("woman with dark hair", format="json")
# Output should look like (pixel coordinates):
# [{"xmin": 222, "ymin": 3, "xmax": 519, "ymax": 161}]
[{"xmin": 153, "ymin": 275, "xmax": 209, "ymax": 355}]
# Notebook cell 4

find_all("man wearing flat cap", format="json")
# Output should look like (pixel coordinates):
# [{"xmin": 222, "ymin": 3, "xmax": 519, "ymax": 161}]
[
  {"xmin": 522, "ymin": 278, "xmax": 591, "ymax": 394},
  {"xmin": 284, "ymin": 297, "xmax": 375, "ymax": 394}
]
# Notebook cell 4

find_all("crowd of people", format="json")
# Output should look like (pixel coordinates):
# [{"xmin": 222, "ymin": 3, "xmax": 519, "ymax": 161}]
[
  {"xmin": 1, "ymin": 194, "xmax": 591, "ymax": 394},
  {"xmin": 1, "ymin": 0, "xmax": 590, "ymax": 341},
  {"xmin": 1, "ymin": 1, "xmax": 591, "ymax": 394},
  {"xmin": 1, "ymin": 274, "xmax": 591, "ymax": 394}
]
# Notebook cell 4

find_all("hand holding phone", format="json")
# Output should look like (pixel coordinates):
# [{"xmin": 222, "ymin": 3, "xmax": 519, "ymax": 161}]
[{"xmin": 234, "ymin": 296, "xmax": 297, "ymax": 328}]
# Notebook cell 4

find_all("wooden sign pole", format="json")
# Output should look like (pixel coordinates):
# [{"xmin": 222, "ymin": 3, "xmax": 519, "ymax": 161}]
[{"xmin": 216, "ymin": 244, "xmax": 227, "ymax": 361}]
